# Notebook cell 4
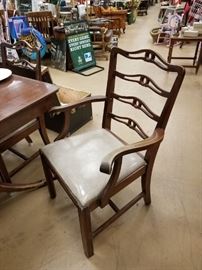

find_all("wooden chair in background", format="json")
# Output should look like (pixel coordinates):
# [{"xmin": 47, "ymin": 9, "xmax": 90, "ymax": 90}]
[
  {"xmin": 26, "ymin": 11, "xmax": 55, "ymax": 43},
  {"xmin": 89, "ymin": 24, "xmax": 113, "ymax": 60},
  {"xmin": 1, "ymin": 40, "xmax": 52, "ymax": 82},
  {"xmin": 40, "ymin": 47, "xmax": 185, "ymax": 257}
]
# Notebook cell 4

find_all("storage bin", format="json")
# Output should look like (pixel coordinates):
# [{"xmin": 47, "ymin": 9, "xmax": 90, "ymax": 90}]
[{"xmin": 45, "ymin": 87, "xmax": 92, "ymax": 135}]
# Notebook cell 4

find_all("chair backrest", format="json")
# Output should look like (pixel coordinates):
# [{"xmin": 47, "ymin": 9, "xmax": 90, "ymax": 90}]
[
  {"xmin": 27, "ymin": 11, "xmax": 54, "ymax": 39},
  {"xmin": 102, "ymin": 47, "xmax": 185, "ymax": 139},
  {"xmin": 1, "ymin": 40, "xmax": 42, "ymax": 80}
]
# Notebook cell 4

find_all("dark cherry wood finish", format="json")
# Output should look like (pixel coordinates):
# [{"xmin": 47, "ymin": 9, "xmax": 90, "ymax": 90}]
[
  {"xmin": 0, "ymin": 75, "xmax": 58, "ymax": 192},
  {"xmin": 1, "ymin": 40, "xmax": 41, "ymax": 80},
  {"xmin": 40, "ymin": 47, "xmax": 185, "ymax": 257},
  {"xmin": 0, "ymin": 40, "xmax": 53, "ymax": 83}
]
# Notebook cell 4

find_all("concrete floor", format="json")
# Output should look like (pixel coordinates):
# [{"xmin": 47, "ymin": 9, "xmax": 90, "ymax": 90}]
[{"xmin": 0, "ymin": 4, "xmax": 202, "ymax": 270}]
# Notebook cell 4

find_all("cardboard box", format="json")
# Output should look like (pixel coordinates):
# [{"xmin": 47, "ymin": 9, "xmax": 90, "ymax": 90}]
[{"xmin": 45, "ymin": 87, "xmax": 92, "ymax": 135}]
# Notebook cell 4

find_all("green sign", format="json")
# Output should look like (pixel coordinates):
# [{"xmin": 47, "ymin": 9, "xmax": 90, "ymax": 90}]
[{"xmin": 67, "ymin": 31, "xmax": 96, "ymax": 72}]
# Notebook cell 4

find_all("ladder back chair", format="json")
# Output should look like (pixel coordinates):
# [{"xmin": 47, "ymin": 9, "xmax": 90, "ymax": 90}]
[{"xmin": 40, "ymin": 47, "xmax": 185, "ymax": 257}]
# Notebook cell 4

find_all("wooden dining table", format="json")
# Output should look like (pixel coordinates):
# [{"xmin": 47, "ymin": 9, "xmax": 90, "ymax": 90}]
[{"xmin": 0, "ymin": 74, "xmax": 59, "ymax": 192}]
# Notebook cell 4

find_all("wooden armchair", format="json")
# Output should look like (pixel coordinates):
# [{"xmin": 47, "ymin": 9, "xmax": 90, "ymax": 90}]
[
  {"xmin": 0, "ymin": 40, "xmax": 52, "ymax": 83},
  {"xmin": 40, "ymin": 47, "xmax": 185, "ymax": 257}
]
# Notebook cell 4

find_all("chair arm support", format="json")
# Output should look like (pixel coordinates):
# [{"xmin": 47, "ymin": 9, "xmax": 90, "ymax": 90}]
[
  {"xmin": 100, "ymin": 128, "xmax": 164, "ymax": 174},
  {"xmin": 49, "ymin": 95, "xmax": 107, "ymax": 115}
]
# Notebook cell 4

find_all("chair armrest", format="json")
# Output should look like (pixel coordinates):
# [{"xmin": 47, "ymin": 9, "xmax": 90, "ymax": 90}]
[
  {"xmin": 49, "ymin": 95, "xmax": 107, "ymax": 141},
  {"xmin": 49, "ymin": 95, "xmax": 107, "ymax": 115},
  {"xmin": 100, "ymin": 128, "xmax": 164, "ymax": 174}
]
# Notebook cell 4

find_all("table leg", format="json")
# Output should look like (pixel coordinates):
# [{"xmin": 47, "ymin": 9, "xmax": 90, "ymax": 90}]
[
  {"xmin": 193, "ymin": 41, "xmax": 200, "ymax": 65},
  {"xmin": 196, "ymin": 42, "xmax": 202, "ymax": 74},
  {"xmin": 167, "ymin": 40, "xmax": 174, "ymax": 63}
]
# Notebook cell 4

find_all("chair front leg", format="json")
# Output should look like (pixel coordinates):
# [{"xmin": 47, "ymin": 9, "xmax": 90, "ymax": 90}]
[
  {"xmin": 40, "ymin": 153, "xmax": 56, "ymax": 198},
  {"xmin": 142, "ymin": 145, "xmax": 160, "ymax": 205},
  {"xmin": 141, "ymin": 170, "xmax": 152, "ymax": 205},
  {"xmin": 78, "ymin": 207, "xmax": 94, "ymax": 258}
]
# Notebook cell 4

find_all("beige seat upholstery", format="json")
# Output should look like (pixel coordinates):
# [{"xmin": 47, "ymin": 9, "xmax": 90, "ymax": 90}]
[
  {"xmin": 40, "ymin": 47, "xmax": 185, "ymax": 258},
  {"xmin": 42, "ymin": 128, "xmax": 146, "ymax": 207}
]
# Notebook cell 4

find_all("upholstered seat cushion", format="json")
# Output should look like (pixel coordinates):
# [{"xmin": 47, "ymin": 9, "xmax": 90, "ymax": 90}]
[{"xmin": 41, "ymin": 129, "xmax": 146, "ymax": 207}]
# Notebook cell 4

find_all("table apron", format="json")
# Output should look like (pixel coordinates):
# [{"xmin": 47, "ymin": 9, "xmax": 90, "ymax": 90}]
[{"xmin": 0, "ymin": 94, "xmax": 56, "ymax": 140}]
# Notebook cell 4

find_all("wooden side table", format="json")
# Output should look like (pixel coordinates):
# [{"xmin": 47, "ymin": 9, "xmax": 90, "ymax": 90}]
[{"xmin": 167, "ymin": 35, "xmax": 202, "ymax": 74}]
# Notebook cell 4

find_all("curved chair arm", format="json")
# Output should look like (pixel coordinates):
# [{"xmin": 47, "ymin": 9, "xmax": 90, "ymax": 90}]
[
  {"xmin": 1, "ymin": 39, "xmax": 38, "ymax": 51},
  {"xmin": 100, "ymin": 128, "xmax": 164, "ymax": 174},
  {"xmin": 49, "ymin": 95, "xmax": 107, "ymax": 141},
  {"xmin": 49, "ymin": 95, "xmax": 107, "ymax": 115}
]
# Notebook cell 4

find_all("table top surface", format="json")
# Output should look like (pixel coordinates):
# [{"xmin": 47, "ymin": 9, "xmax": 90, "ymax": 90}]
[
  {"xmin": 0, "ymin": 74, "xmax": 58, "ymax": 122},
  {"xmin": 170, "ymin": 34, "xmax": 202, "ymax": 41}
]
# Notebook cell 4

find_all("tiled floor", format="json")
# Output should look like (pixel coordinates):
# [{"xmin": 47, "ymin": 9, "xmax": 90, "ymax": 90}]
[{"xmin": 0, "ymin": 4, "xmax": 202, "ymax": 270}]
